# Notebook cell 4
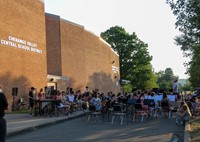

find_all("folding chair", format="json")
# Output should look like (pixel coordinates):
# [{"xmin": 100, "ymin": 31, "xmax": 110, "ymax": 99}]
[
  {"xmin": 126, "ymin": 99, "xmax": 137, "ymax": 122},
  {"xmin": 161, "ymin": 101, "xmax": 171, "ymax": 118},
  {"xmin": 111, "ymin": 104, "xmax": 126, "ymax": 125},
  {"xmin": 87, "ymin": 105, "xmax": 101, "ymax": 123},
  {"xmin": 144, "ymin": 99, "xmax": 156, "ymax": 117},
  {"xmin": 134, "ymin": 103, "xmax": 148, "ymax": 122}
]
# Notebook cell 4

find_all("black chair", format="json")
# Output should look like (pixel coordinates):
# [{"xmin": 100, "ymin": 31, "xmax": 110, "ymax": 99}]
[
  {"xmin": 87, "ymin": 105, "xmax": 101, "ymax": 123},
  {"xmin": 144, "ymin": 99, "xmax": 155, "ymax": 107},
  {"xmin": 134, "ymin": 103, "xmax": 148, "ymax": 122},
  {"xmin": 160, "ymin": 101, "xmax": 171, "ymax": 118},
  {"xmin": 126, "ymin": 99, "xmax": 137, "ymax": 122},
  {"xmin": 144, "ymin": 99, "xmax": 156, "ymax": 117},
  {"xmin": 111, "ymin": 104, "xmax": 126, "ymax": 125},
  {"xmin": 80, "ymin": 101, "xmax": 90, "ymax": 121},
  {"xmin": 127, "ymin": 98, "xmax": 137, "ymax": 105}
]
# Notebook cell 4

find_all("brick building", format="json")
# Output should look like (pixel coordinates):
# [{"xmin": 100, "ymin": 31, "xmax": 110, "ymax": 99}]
[
  {"xmin": 0, "ymin": 0, "xmax": 120, "ymax": 111},
  {"xmin": 45, "ymin": 13, "xmax": 120, "ymax": 93},
  {"xmin": 0, "ymin": 0, "xmax": 47, "ymax": 110}
]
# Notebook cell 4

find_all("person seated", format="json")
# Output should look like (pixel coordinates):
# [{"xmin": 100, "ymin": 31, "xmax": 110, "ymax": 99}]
[
  {"xmin": 145, "ymin": 92, "xmax": 156, "ymax": 116},
  {"xmin": 76, "ymin": 93, "xmax": 83, "ymax": 110},
  {"xmin": 132, "ymin": 91, "xmax": 138, "ymax": 99},
  {"xmin": 56, "ymin": 91, "xmax": 71, "ymax": 115},
  {"xmin": 68, "ymin": 91, "xmax": 75, "ymax": 103},
  {"xmin": 161, "ymin": 92, "xmax": 171, "ymax": 118},
  {"xmin": 58, "ymin": 100, "xmax": 71, "ymax": 115},
  {"xmin": 18, "ymin": 97, "xmax": 26, "ymax": 110},
  {"xmin": 136, "ymin": 93, "xmax": 148, "ymax": 110},
  {"xmin": 116, "ymin": 92, "xmax": 125, "ymax": 104},
  {"xmin": 91, "ymin": 94, "xmax": 102, "ymax": 111},
  {"xmin": 189, "ymin": 96, "xmax": 198, "ymax": 116},
  {"xmin": 176, "ymin": 103, "xmax": 192, "ymax": 126}
]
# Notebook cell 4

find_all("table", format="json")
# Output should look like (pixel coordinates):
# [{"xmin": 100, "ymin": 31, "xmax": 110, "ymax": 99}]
[{"xmin": 34, "ymin": 99, "xmax": 59, "ymax": 116}]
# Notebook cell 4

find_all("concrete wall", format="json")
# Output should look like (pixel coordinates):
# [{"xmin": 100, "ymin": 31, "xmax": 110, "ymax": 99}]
[{"xmin": 0, "ymin": 0, "xmax": 47, "ymax": 109}]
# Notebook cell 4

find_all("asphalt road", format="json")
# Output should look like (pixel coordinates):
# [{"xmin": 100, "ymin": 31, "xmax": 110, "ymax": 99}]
[{"xmin": 6, "ymin": 116, "xmax": 184, "ymax": 142}]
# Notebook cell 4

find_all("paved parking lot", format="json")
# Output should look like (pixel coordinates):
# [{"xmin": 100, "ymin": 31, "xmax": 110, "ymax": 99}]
[{"xmin": 7, "ymin": 115, "xmax": 184, "ymax": 142}]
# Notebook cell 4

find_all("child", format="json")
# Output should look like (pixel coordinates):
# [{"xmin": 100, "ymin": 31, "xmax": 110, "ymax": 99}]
[{"xmin": 176, "ymin": 103, "xmax": 192, "ymax": 126}]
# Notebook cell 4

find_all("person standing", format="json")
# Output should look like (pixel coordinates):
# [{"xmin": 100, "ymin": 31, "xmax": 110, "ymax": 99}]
[
  {"xmin": 173, "ymin": 79, "xmax": 179, "ymax": 95},
  {"xmin": 37, "ymin": 88, "xmax": 44, "ymax": 100},
  {"xmin": 0, "ymin": 87, "xmax": 8, "ymax": 142},
  {"xmin": 173, "ymin": 79, "xmax": 180, "ymax": 100},
  {"xmin": 29, "ymin": 87, "xmax": 35, "ymax": 117}
]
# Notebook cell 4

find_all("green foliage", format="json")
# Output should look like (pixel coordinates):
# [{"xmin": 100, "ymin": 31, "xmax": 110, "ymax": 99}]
[
  {"xmin": 122, "ymin": 84, "xmax": 132, "ymax": 93},
  {"xmin": 101, "ymin": 26, "xmax": 157, "ymax": 90},
  {"xmin": 180, "ymin": 79, "xmax": 192, "ymax": 91},
  {"xmin": 166, "ymin": 0, "xmax": 200, "ymax": 87},
  {"xmin": 156, "ymin": 68, "xmax": 177, "ymax": 91}
]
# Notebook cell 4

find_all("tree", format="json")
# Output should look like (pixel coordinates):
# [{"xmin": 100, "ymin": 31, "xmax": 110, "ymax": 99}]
[
  {"xmin": 181, "ymin": 79, "xmax": 192, "ymax": 91},
  {"xmin": 122, "ymin": 84, "xmax": 133, "ymax": 93},
  {"xmin": 101, "ymin": 26, "xmax": 157, "ymax": 90},
  {"xmin": 156, "ymin": 68, "xmax": 177, "ymax": 91},
  {"xmin": 166, "ymin": 0, "xmax": 200, "ymax": 87}
]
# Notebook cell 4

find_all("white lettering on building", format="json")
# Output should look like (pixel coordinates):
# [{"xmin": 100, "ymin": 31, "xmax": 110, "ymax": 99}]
[
  {"xmin": 0, "ymin": 36, "xmax": 42, "ymax": 54},
  {"xmin": 112, "ymin": 66, "xmax": 119, "ymax": 73},
  {"xmin": 1, "ymin": 39, "xmax": 17, "ymax": 47}
]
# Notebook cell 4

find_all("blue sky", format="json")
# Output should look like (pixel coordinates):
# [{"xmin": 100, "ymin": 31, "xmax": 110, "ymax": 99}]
[{"xmin": 44, "ymin": 0, "xmax": 188, "ymax": 79}]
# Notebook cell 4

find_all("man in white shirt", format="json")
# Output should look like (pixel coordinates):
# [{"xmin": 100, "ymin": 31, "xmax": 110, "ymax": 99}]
[
  {"xmin": 68, "ymin": 91, "xmax": 75, "ymax": 102},
  {"xmin": 173, "ymin": 79, "xmax": 179, "ymax": 95}
]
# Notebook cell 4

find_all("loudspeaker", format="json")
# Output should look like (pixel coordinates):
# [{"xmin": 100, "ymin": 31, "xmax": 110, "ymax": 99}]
[{"xmin": 12, "ymin": 87, "xmax": 18, "ymax": 96}]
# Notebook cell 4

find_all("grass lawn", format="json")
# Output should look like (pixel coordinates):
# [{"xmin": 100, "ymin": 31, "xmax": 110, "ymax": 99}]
[{"xmin": 190, "ymin": 118, "xmax": 200, "ymax": 141}]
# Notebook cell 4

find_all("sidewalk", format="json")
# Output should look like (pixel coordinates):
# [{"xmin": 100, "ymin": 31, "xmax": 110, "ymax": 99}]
[{"xmin": 5, "ymin": 111, "xmax": 83, "ymax": 137}]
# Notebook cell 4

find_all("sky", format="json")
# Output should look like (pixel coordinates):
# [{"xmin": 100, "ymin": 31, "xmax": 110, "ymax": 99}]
[{"xmin": 44, "ymin": 0, "xmax": 189, "ymax": 79}]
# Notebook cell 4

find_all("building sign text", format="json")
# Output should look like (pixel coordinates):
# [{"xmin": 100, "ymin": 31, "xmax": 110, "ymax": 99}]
[{"xmin": 0, "ymin": 36, "xmax": 42, "ymax": 54}]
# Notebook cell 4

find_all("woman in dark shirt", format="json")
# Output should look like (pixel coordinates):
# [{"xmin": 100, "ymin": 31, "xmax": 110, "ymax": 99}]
[{"xmin": 29, "ymin": 87, "xmax": 35, "ymax": 117}]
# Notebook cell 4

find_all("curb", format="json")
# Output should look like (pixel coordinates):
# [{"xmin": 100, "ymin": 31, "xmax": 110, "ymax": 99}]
[
  {"xmin": 184, "ymin": 122, "xmax": 190, "ymax": 142},
  {"xmin": 7, "ymin": 112, "xmax": 83, "ymax": 137}
]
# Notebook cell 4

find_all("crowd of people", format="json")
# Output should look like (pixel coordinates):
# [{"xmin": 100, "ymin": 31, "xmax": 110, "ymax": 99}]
[
  {"xmin": 0, "ymin": 83, "xmax": 200, "ymax": 142},
  {"xmin": 27, "ymin": 85, "xmax": 200, "ymax": 126}
]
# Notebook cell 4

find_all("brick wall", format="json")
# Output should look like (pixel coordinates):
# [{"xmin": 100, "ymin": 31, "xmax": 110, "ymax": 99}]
[
  {"xmin": 0, "ymin": 0, "xmax": 47, "ymax": 110},
  {"xmin": 60, "ymin": 19, "xmax": 86, "ymax": 90},
  {"xmin": 46, "ymin": 14, "xmax": 121, "ymax": 93},
  {"xmin": 45, "ymin": 14, "xmax": 62, "ymax": 76},
  {"xmin": 84, "ymin": 31, "xmax": 120, "ymax": 93}
]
